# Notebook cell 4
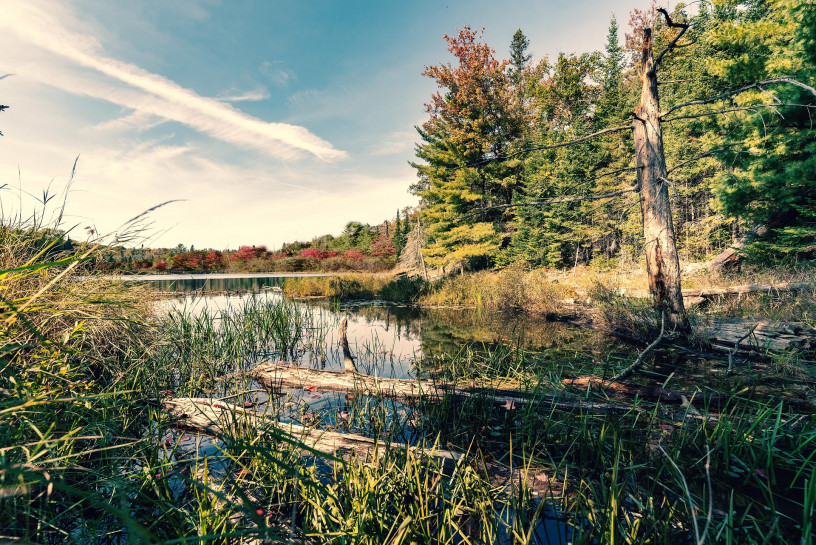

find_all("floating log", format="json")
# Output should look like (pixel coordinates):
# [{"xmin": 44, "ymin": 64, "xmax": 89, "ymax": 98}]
[
  {"xmin": 163, "ymin": 397, "xmax": 460, "ymax": 461},
  {"xmin": 249, "ymin": 363, "xmax": 688, "ymax": 417}
]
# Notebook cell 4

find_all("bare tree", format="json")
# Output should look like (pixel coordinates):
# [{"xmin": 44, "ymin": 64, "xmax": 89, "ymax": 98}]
[
  {"xmin": 632, "ymin": 8, "xmax": 690, "ymax": 332},
  {"xmin": 465, "ymin": 8, "xmax": 815, "ymax": 336}
]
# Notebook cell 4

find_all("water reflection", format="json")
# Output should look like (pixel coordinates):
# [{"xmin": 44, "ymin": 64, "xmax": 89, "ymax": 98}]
[
  {"xmin": 121, "ymin": 272, "xmax": 326, "ymax": 294},
  {"xmin": 159, "ymin": 289, "xmax": 606, "ymax": 381}
]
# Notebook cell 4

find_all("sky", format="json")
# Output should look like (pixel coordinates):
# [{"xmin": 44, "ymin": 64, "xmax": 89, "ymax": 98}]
[{"xmin": 0, "ymin": 0, "xmax": 667, "ymax": 250}]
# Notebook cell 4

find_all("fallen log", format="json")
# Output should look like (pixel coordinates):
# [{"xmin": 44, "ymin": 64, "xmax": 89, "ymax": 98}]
[
  {"xmin": 563, "ymin": 376, "xmax": 724, "ymax": 408},
  {"xmin": 249, "ymin": 363, "xmax": 709, "ymax": 420},
  {"xmin": 704, "ymin": 319, "xmax": 816, "ymax": 354},
  {"xmin": 626, "ymin": 281, "xmax": 812, "ymax": 300},
  {"xmin": 682, "ymin": 224, "xmax": 768, "ymax": 276},
  {"xmin": 163, "ymin": 397, "xmax": 460, "ymax": 461}
]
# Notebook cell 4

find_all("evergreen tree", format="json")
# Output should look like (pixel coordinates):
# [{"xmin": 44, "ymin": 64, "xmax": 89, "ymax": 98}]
[
  {"xmin": 508, "ymin": 29, "xmax": 532, "ymax": 94},
  {"xmin": 411, "ymin": 27, "xmax": 524, "ymax": 270},
  {"xmin": 393, "ymin": 209, "xmax": 406, "ymax": 256},
  {"xmin": 507, "ymin": 53, "xmax": 601, "ymax": 267},
  {"xmin": 703, "ymin": 0, "xmax": 816, "ymax": 259}
]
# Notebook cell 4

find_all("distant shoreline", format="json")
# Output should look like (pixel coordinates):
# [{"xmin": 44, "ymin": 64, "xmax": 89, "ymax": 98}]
[{"xmin": 106, "ymin": 272, "xmax": 333, "ymax": 281}]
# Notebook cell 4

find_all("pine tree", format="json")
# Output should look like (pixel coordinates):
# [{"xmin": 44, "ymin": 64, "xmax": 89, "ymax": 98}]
[
  {"xmin": 508, "ymin": 29, "xmax": 532, "ymax": 94},
  {"xmin": 703, "ymin": 0, "xmax": 816, "ymax": 259},
  {"xmin": 412, "ymin": 27, "xmax": 524, "ymax": 270},
  {"xmin": 393, "ymin": 209, "xmax": 406, "ymax": 256}
]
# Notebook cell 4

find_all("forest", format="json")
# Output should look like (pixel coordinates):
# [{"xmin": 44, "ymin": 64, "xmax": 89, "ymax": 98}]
[
  {"xmin": 411, "ymin": 1, "xmax": 814, "ymax": 275},
  {"xmin": 2, "ymin": 1, "xmax": 816, "ymax": 544}
]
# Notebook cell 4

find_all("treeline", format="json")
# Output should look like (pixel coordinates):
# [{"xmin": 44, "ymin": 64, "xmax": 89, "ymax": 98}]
[
  {"xmin": 97, "ymin": 209, "xmax": 419, "ymax": 273},
  {"xmin": 411, "ymin": 0, "xmax": 816, "ymax": 273}
]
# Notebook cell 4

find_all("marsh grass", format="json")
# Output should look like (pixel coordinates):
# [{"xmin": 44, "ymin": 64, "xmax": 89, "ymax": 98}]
[{"xmin": 4, "ymin": 191, "xmax": 815, "ymax": 543}]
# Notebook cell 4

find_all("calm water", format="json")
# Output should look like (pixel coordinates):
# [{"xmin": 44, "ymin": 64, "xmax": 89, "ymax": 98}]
[
  {"xmin": 144, "ymin": 276, "xmax": 607, "ymax": 544},
  {"xmin": 117, "ymin": 272, "xmax": 328, "ymax": 293}
]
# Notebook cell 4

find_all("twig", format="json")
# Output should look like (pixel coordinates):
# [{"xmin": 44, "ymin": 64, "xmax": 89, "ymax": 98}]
[
  {"xmin": 666, "ymin": 146, "xmax": 739, "ymax": 175},
  {"xmin": 661, "ymin": 78, "xmax": 816, "ymax": 118},
  {"xmin": 726, "ymin": 323, "xmax": 758, "ymax": 375},
  {"xmin": 463, "ymin": 188, "xmax": 637, "ymax": 219},
  {"xmin": 662, "ymin": 103, "xmax": 814, "ymax": 123},
  {"xmin": 460, "ymin": 125, "xmax": 632, "ymax": 168},
  {"xmin": 607, "ymin": 311, "xmax": 665, "ymax": 384}
]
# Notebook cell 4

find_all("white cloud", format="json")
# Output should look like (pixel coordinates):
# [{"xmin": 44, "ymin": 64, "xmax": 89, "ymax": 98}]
[
  {"xmin": 90, "ymin": 109, "xmax": 166, "ymax": 132},
  {"xmin": 217, "ymin": 86, "xmax": 271, "ymax": 103},
  {"xmin": 260, "ymin": 61, "xmax": 296, "ymax": 87},
  {"xmin": 370, "ymin": 130, "xmax": 417, "ymax": 156},
  {"xmin": 0, "ymin": 1, "xmax": 346, "ymax": 161}
]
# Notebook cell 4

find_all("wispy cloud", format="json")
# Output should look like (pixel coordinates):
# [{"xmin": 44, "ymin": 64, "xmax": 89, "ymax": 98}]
[
  {"xmin": 217, "ymin": 85, "xmax": 271, "ymax": 103},
  {"xmin": 90, "ymin": 110, "xmax": 166, "ymax": 132},
  {"xmin": 1, "ymin": 1, "xmax": 346, "ymax": 161},
  {"xmin": 260, "ymin": 61, "xmax": 296, "ymax": 87},
  {"xmin": 370, "ymin": 130, "xmax": 417, "ymax": 156}
]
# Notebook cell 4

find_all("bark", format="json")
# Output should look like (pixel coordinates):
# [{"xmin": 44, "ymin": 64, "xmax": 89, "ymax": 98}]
[
  {"xmin": 339, "ymin": 317, "xmax": 358, "ymax": 373},
  {"xmin": 632, "ymin": 28, "xmax": 689, "ymax": 333},
  {"xmin": 250, "ymin": 362, "xmax": 706, "ymax": 419}
]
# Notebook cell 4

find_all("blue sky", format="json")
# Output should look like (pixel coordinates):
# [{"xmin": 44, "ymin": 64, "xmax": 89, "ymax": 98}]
[{"xmin": 1, "ymin": 0, "xmax": 662, "ymax": 250}]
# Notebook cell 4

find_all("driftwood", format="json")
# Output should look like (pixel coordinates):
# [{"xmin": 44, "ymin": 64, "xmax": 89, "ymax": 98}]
[
  {"xmin": 163, "ymin": 397, "xmax": 460, "ymax": 461},
  {"xmin": 563, "ymin": 376, "xmax": 723, "ymax": 408},
  {"xmin": 249, "ymin": 363, "xmax": 713, "ymax": 420},
  {"xmin": 704, "ymin": 319, "xmax": 816, "ymax": 354}
]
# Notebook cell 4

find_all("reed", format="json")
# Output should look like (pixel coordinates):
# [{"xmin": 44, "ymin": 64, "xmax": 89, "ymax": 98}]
[{"xmin": 3, "ymin": 194, "xmax": 814, "ymax": 542}]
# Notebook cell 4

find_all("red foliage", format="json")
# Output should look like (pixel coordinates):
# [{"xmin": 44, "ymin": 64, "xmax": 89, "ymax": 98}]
[
  {"xmin": 171, "ymin": 252, "xmax": 201, "ymax": 271},
  {"xmin": 370, "ymin": 235, "xmax": 396, "ymax": 257},
  {"xmin": 154, "ymin": 261, "xmax": 168, "ymax": 271},
  {"xmin": 301, "ymin": 248, "xmax": 328, "ymax": 259},
  {"xmin": 343, "ymin": 249, "xmax": 365, "ymax": 261},
  {"xmin": 231, "ymin": 246, "xmax": 263, "ymax": 261},
  {"xmin": 422, "ymin": 27, "xmax": 513, "ymax": 158},
  {"xmin": 203, "ymin": 250, "xmax": 225, "ymax": 269}
]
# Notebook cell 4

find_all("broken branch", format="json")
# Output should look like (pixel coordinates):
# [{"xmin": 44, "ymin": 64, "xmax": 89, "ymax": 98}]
[
  {"xmin": 654, "ymin": 8, "xmax": 691, "ymax": 68},
  {"xmin": 661, "ymin": 78, "xmax": 816, "ymax": 119}
]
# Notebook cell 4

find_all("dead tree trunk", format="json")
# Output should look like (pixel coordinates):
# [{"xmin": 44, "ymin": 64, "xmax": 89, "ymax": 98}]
[{"xmin": 632, "ymin": 26, "xmax": 690, "ymax": 333}]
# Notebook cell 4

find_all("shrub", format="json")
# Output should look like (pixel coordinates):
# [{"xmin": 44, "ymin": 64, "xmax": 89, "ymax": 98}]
[
  {"xmin": 370, "ymin": 235, "xmax": 396, "ymax": 257},
  {"xmin": 231, "ymin": 245, "xmax": 263, "ymax": 261},
  {"xmin": 301, "ymin": 248, "xmax": 328, "ymax": 259}
]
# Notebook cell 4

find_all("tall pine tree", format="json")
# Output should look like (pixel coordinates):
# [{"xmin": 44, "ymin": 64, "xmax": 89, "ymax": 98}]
[{"xmin": 411, "ymin": 27, "xmax": 523, "ymax": 271}]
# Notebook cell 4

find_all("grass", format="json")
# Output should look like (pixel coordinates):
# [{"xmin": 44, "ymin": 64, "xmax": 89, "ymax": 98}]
[{"xmin": 3, "ymin": 200, "xmax": 816, "ymax": 543}]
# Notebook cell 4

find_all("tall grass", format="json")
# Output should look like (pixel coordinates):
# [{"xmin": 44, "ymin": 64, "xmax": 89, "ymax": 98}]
[{"xmin": 3, "ymin": 188, "xmax": 815, "ymax": 542}]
